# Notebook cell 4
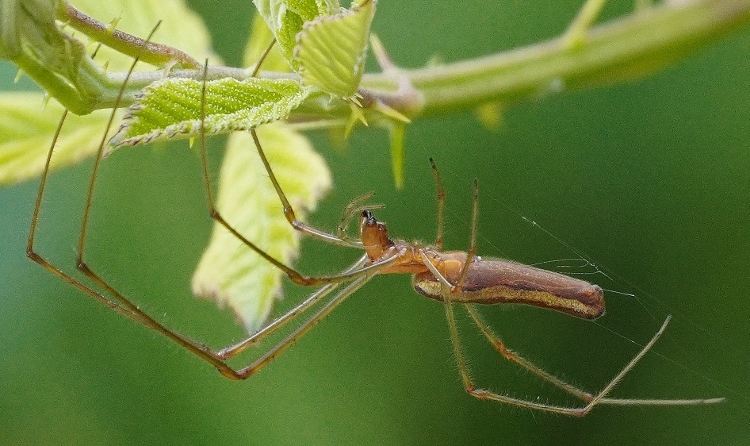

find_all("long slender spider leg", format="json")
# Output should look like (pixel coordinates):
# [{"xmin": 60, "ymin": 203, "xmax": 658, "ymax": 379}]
[
  {"xmin": 464, "ymin": 304, "xmax": 594, "ymax": 401},
  {"xmin": 30, "ymin": 109, "xmax": 239, "ymax": 380},
  {"xmin": 65, "ymin": 26, "xmax": 243, "ymax": 367},
  {"xmin": 75, "ymin": 22, "xmax": 159, "ymax": 271},
  {"xmin": 249, "ymin": 127, "xmax": 361, "ymax": 249},
  {"xmin": 435, "ymin": 264, "xmax": 599, "ymax": 415},
  {"xmin": 442, "ymin": 292, "xmax": 592, "ymax": 415},
  {"xmin": 25, "ymin": 24, "xmax": 258, "ymax": 380},
  {"xmin": 439, "ymin": 279, "xmax": 579, "ymax": 413},
  {"xmin": 217, "ymin": 254, "xmax": 369, "ymax": 359},
  {"xmin": 428, "ymin": 158, "xmax": 446, "ymax": 251},
  {"xmin": 221, "ymin": 252, "xmax": 403, "ymax": 376},
  {"xmin": 74, "ymin": 23, "xmax": 160, "ymax": 311},
  {"xmin": 249, "ymin": 38, "xmax": 276, "ymax": 78},
  {"xmin": 194, "ymin": 64, "xmax": 379, "ymax": 286},
  {"xmin": 587, "ymin": 316, "xmax": 725, "ymax": 408},
  {"xmin": 460, "ymin": 308, "xmax": 724, "ymax": 413},
  {"xmin": 454, "ymin": 179, "xmax": 479, "ymax": 291},
  {"xmin": 27, "ymin": 111, "xmax": 143, "ymax": 323},
  {"xmin": 426, "ymin": 158, "xmax": 475, "ymax": 290},
  {"xmin": 69, "ymin": 26, "xmax": 230, "ymax": 350},
  {"xmin": 577, "ymin": 317, "xmax": 672, "ymax": 410},
  {"xmin": 31, "ymin": 172, "xmax": 236, "ymax": 375},
  {"xmin": 422, "ymin": 255, "xmax": 604, "ymax": 415},
  {"xmin": 236, "ymin": 273, "xmax": 375, "ymax": 378},
  {"xmin": 233, "ymin": 37, "xmax": 363, "ymax": 250}
]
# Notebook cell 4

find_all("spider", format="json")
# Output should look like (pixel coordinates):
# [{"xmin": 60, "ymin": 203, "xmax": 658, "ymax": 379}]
[{"xmin": 26, "ymin": 30, "xmax": 723, "ymax": 417}]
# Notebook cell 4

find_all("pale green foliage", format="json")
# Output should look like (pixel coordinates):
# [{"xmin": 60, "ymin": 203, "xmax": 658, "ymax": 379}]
[
  {"xmin": 0, "ymin": 93, "xmax": 109, "ymax": 183},
  {"xmin": 0, "ymin": 0, "xmax": 216, "ymax": 184},
  {"xmin": 184, "ymin": 12, "xmax": 332, "ymax": 334},
  {"xmin": 191, "ymin": 124, "xmax": 331, "ymax": 332},
  {"xmin": 0, "ymin": 0, "xmax": 336, "ymax": 332},
  {"xmin": 1, "ymin": 0, "xmax": 383, "ymax": 184},
  {"xmin": 113, "ymin": 0, "xmax": 379, "ymax": 150},
  {"xmin": 252, "ymin": 0, "xmax": 341, "ymax": 71},
  {"xmin": 295, "ymin": 0, "xmax": 375, "ymax": 99},
  {"xmin": 111, "ymin": 77, "xmax": 309, "ymax": 147},
  {"xmin": 252, "ymin": 0, "xmax": 377, "ymax": 100},
  {"xmin": 4, "ymin": 0, "xmax": 745, "ymax": 334}
]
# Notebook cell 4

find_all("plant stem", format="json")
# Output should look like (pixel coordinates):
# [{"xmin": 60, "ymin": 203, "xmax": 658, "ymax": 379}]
[
  {"xmin": 6, "ymin": 0, "xmax": 749, "ymax": 118},
  {"xmin": 370, "ymin": 0, "xmax": 750, "ymax": 116},
  {"xmin": 62, "ymin": 3, "xmax": 201, "ymax": 69}
]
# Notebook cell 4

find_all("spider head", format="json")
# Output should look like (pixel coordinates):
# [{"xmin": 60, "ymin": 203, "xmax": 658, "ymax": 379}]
[{"xmin": 360, "ymin": 210, "xmax": 395, "ymax": 260}]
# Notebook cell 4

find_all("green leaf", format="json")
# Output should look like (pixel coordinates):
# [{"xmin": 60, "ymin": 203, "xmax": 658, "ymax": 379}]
[
  {"xmin": 191, "ymin": 124, "xmax": 332, "ymax": 333},
  {"xmin": 111, "ymin": 77, "xmax": 309, "ymax": 147},
  {"xmin": 252, "ymin": 0, "xmax": 342, "ymax": 71},
  {"xmin": 0, "ymin": 0, "xmax": 218, "ymax": 183},
  {"xmin": 0, "ymin": 92, "xmax": 111, "ymax": 184},
  {"xmin": 295, "ymin": 0, "xmax": 376, "ymax": 99}
]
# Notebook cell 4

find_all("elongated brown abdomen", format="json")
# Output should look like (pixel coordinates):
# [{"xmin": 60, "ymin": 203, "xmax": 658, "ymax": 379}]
[{"xmin": 413, "ymin": 256, "xmax": 605, "ymax": 320}]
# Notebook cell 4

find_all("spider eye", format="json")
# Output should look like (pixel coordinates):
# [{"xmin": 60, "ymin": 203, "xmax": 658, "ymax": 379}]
[{"xmin": 361, "ymin": 209, "xmax": 377, "ymax": 224}]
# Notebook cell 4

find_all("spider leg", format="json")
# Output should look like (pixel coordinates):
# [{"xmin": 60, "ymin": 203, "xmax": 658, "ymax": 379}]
[
  {"xmin": 452, "ymin": 306, "xmax": 724, "ymax": 414},
  {"xmin": 464, "ymin": 304, "xmax": 593, "ymax": 401},
  {"xmin": 28, "ymin": 30, "xmax": 387, "ymax": 380},
  {"xmin": 235, "ymin": 273, "xmax": 374, "ymax": 378}
]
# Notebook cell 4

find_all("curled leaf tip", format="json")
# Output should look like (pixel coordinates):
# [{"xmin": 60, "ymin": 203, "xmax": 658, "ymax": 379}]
[{"xmin": 295, "ymin": 0, "xmax": 376, "ymax": 99}]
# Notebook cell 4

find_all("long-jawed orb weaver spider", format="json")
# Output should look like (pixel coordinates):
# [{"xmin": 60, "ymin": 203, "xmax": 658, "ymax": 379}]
[{"xmin": 25, "ymin": 28, "xmax": 724, "ymax": 416}]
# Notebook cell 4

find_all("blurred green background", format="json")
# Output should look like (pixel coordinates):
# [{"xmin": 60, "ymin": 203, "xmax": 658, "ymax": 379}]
[{"xmin": 1, "ymin": 1, "xmax": 748, "ymax": 445}]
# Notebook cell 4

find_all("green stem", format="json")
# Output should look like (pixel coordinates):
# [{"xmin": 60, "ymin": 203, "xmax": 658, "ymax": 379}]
[
  {"xmin": 5, "ymin": 0, "xmax": 750, "ymax": 118},
  {"xmin": 382, "ymin": 0, "xmax": 750, "ymax": 116},
  {"xmin": 61, "ymin": 2, "xmax": 201, "ymax": 69}
]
